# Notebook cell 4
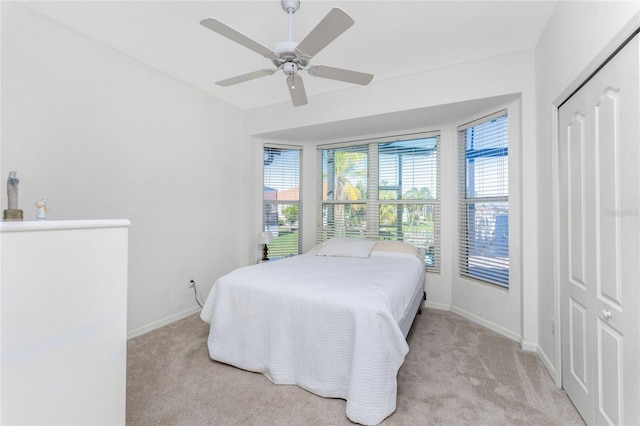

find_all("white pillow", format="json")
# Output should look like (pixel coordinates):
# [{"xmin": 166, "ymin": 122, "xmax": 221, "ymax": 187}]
[
  {"xmin": 315, "ymin": 237, "xmax": 376, "ymax": 258},
  {"xmin": 373, "ymin": 240, "xmax": 421, "ymax": 259}
]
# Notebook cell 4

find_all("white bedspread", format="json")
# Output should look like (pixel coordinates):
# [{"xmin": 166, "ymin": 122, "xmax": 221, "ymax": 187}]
[{"xmin": 200, "ymin": 249, "xmax": 424, "ymax": 425}]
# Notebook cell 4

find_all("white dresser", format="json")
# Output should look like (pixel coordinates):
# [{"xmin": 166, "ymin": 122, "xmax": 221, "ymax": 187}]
[{"xmin": 0, "ymin": 219, "xmax": 130, "ymax": 425}]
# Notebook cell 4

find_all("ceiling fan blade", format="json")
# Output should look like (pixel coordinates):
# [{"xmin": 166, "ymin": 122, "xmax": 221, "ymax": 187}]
[
  {"xmin": 286, "ymin": 74, "xmax": 308, "ymax": 106},
  {"xmin": 307, "ymin": 65, "xmax": 373, "ymax": 85},
  {"xmin": 200, "ymin": 18, "xmax": 276, "ymax": 59},
  {"xmin": 216, "ymin": 69, "xmax": 277, "ymax": 87},
  {"xmin": 295, "ymin": 8, "xmax": 354, "ymax": 61}
]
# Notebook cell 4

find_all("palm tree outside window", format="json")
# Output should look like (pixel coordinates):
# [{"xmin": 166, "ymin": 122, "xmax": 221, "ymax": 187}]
[{"xmin": 318, "ymin": 133, "xmax": 440, "ymax": 271}]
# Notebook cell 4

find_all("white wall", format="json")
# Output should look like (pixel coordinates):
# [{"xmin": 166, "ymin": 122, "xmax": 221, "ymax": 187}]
[
  {"xmin": 535, "ymin": 0, "xmax": 640, "ymax": 376},
  {"xmin": 247, "ymin": 49, "xmax": 538, "ymax": 345},
  {"xmin": 1, "ymin": 2, "xmax": 248, "ymax": 337}
]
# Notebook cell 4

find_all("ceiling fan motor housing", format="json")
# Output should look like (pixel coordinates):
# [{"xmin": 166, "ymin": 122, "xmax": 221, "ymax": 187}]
[{"xmin": 272, "ymin": 41, "xmax": 309, "ymax": 67}]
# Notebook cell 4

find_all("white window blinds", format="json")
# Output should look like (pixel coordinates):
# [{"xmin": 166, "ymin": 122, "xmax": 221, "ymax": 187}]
[
  {"xmin": 457, "ymin": 111, "xmax": 509, "ymax": 287},
  {"xmin": 318, "ymin": 144, "xmax": 369, "ymax": 239},
  {"xmin": 318, "ymin": 133, "xmax": 441, "ymax": 271},
  {"xmin": 378, "ymin": 138, "xmax": 440, "ymax": 270},
  {"xmin": 263, "ymin": 145, "xmax": 302, "ymax": 258}
]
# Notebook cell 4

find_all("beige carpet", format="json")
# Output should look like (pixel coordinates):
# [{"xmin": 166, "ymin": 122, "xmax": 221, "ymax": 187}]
[{"xmin": 126, "ymin": 308, "xmax": 584, "ymax": 425}]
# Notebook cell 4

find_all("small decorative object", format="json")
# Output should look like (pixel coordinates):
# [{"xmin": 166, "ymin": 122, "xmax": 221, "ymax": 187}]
[
  {"xmin": 3, "ymin": 171, "xmax": 23, "ymax": 221},
  {"xmin": 35, "ymin": 199, "xmax": 48, "ymax": 220},
  {"xmin": 258, "ymin": 230, "xmax": 274, "ymax": 262}
]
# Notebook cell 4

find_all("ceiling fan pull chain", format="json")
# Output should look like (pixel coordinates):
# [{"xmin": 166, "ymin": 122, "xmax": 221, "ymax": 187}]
[{"xmin": 291, "ymin": 67, "xmax": 296, "ymax": 90}]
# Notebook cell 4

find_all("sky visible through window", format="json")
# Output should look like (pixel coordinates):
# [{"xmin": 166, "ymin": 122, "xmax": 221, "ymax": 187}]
[
  {"xmin": 264, "ymin": 149, "xmax": 300, "ymax": 191},
  {"xmin": 465, "ymin": 115, "xmax": 508, "ymax": 198},
  {"xmin": 379, "ymin": 138, "xmax": 438, "ymax": 199}
]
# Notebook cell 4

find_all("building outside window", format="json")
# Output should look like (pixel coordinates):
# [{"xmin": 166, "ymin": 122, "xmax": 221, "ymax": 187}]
[{"xmin": 263, "ymin": 145, "xmax": 302, "ymax": 258}]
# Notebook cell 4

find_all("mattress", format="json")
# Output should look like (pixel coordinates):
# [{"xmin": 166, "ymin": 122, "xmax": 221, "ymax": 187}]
[{"xmin": 200, "ymin": 244, "xmax": 425, "ymax": 425}]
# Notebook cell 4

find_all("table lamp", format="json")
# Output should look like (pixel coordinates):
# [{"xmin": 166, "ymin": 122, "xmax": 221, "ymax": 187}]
[{"xmin": 259, "ymin": 231, "xmax": 273, "ymax": 261}]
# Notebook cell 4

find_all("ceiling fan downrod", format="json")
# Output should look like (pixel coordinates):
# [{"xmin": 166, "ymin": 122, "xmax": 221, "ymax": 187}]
[{"xmin": 281, "ymin": 0, "xmax": 300, "ymax": 42}]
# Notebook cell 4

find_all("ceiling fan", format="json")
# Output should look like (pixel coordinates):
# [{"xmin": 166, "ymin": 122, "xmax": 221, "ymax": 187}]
[{"xmin": 200, "ymin": 0, "xmax": 374, "ymax": 107}]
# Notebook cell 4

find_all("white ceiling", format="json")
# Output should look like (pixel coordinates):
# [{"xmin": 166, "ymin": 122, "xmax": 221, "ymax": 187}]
[{"xmin": 20, "ymin": 0, "xmax": 556, "ymax": 111}]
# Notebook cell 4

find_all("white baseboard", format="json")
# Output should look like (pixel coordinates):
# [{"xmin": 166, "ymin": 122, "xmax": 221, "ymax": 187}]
[
  {"xmin": 424, "ymin": 301, "xmax": 452, "ymax": 311},
  {"xmin": 127, "ymin": 306, "xmax": 202, "ymax": 340},
  {"xmin": 537, "ymin": 346, "xmax": 559, "ymax": 387},
  {"xmin": 450, "ymin": 306, "xmax": 521, "ymax": 343},
  {"xmin": 520, "ymin": 339, "xmax": 538, "ymax": 353}
]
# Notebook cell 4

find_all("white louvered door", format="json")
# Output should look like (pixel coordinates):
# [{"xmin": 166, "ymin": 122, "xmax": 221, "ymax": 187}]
[{"xmin": 558, "ymin": 34, "xmax": 640, "ymax": 425}]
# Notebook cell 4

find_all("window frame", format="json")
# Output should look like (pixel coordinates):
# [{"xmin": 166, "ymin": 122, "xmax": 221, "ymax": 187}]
[
  {"xmin": 317, "ymin": 132, "xmax": 441, "ymax": 272},
  {"xmin": 262, "ymin": 144, "xmax": 303, "ymax": 258},
  {"xmin": 457, "ymin": 110, "xmax": 509, "ymax": 287}
]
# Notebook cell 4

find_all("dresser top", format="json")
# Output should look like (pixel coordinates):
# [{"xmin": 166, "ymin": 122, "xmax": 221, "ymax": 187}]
[{"xmin": 0, "ymin": 219, "xmax": 130, "ymax": 233}]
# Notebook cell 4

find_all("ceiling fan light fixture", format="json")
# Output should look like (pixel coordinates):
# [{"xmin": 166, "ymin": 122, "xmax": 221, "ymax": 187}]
[{"xmin": 283, "ymin": 62, "xmax": 297, "ymax": 77}]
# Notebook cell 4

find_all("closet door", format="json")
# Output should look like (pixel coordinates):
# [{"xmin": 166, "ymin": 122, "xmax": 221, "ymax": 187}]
[{"xmin": 558, "ymin": 34, "xmax": 640, "ymax": 425}]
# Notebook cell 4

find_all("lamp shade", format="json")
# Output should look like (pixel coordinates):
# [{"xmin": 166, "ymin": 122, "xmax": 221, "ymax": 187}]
[{"xmin": 258, "ymin": 231, "xmax": 273, "ymax": 245}]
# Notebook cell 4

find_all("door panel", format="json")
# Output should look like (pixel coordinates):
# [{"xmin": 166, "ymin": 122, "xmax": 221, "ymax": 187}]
[
  {"xmin": 595, "ymin": 89, "xmax": 622, "ymax": 309},
  {"xmin": 560, "ymin": 90, "xmax": 594, "ymax": 425},
  {"xmin": 589, "ymin": 34, "xmax": 640, "ymax": 426},
  {"xmin": 559, "ymin": 34, "xmax": 639, "ymax": 426},
  {"xmin": 597, "ymin": 319, "xmax": 622, "ymax": 425},
  {"xmin": 569, "ymin": 299, "xmax": 588, "ymax": 391},
  {"xmin": 569, "ymin": 112, "xmax": 587, "ymax": 288}
]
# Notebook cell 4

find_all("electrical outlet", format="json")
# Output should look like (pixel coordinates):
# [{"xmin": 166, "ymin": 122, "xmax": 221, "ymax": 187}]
[{"xmin": 189, "ymin": 279, "xmax": 195, "ymax": 288}]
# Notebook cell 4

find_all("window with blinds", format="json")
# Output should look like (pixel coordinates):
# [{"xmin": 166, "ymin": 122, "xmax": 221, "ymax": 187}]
[
  {"xmin": 318, "ymin": 144, "xmax": 368, "ymax": 239},
  {"xmin": 457, "ymin": 111, "xmax": 509, "ymax": 287},
  {"xmin": 318, "ymin": 133, "xmax": 440, "ymax": 271},
  {"xmin": 263, "ymin": 145, "xmax": 302, "ymax": 258}
]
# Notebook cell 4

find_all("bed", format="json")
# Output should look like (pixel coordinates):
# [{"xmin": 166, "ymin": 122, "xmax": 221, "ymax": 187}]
[{"xmin": 200, "ymin": 238, "xmax": 425, "ymax": 425}]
